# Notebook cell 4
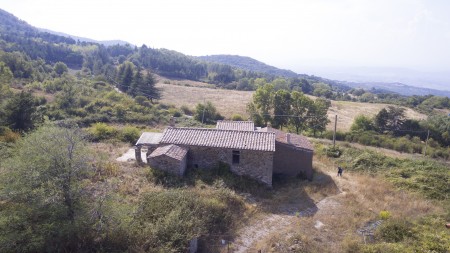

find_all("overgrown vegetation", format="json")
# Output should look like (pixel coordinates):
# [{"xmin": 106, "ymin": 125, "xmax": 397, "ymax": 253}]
[
  {"xmin": 317, "ymin": 144, "xmax": 449, "ymax": 200},
  {"xmin": 0, "ymin": 125, "xmax": 247, "ymax": 252},
  {"xmin": 321, "ymin": 105, "xmax": 450, "ymax": 159},
  {"xmin": 311, "ymin": 143, "xmax": 450, "ymax": 253}
]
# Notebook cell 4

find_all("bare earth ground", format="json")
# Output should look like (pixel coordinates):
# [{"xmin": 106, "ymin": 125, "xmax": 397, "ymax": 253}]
[
  {"xmin": 229, "ymin": 155, "xmax": 440, "ymax": 253},
  {"xmin": 155, "ymin": 80, "xmax": 427, "ymax": 132}
]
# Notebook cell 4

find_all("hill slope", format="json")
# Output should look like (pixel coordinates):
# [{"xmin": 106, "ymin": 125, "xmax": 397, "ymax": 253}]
[
  {"xmin": 38, "ymin": 28, "xmax": 133, "ymax": 47},
  {"xmin": 198, "ymin": 54, "xmax": 299, "ymax": 78}
]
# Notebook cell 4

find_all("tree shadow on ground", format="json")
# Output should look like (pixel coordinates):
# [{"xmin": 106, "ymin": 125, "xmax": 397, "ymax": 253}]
[
  {"xmin": 259, "ymin": 169, "xmax": 340, "ymax": 216},
  {"xmin": 147, "ymin": 162, "xmax": 339, "ymax": 217}
]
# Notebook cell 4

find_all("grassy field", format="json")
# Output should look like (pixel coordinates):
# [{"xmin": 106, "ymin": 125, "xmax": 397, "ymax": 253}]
[{"xmin": 156, "ymin": 79, "xmax": 427, "ymax": 131}]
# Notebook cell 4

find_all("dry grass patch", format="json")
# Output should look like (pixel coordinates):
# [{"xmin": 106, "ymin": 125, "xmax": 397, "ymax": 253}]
[
  {"xmin": 327, "ymin": 100, "xmax": 427, "ymax": 132},
  {"xmin": 157, "ymin": 78, "xmax": 427, "ymax": 131},
  {"xmin": 253, "ymin": 154, "xmax": 441, "ymax": 253},
  {"xmin": 156, "ymin": 82, "xmax": 253, "ymax": 118}
]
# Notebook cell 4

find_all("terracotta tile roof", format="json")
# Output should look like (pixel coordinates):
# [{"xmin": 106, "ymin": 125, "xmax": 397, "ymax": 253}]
[
  {"xmin": 160, "ymin": 127, "xmax": 275, "ymax": 152},
  {"xmin": 149, "ymin": 144, "xmax": 188, "ymax": 161},
  {"xmin": 259, "ymin": 127, "xmax": 313, "ymax": 151},
  {"xmin": 136, "ymin": 132, "xmax": 163, "ymax": 145},
  {"xmin": 216, "ymin": 121, "xmax": 255, "ymax": 131}
]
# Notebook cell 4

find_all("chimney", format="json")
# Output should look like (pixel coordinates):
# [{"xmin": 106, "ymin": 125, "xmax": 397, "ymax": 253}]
[
  {"xmin": 267, "ymin": 122, "xmax": 272, "ymax": 132},
  {"xmin": 286, "ymin": 133, "xmax": 291, "ymax": 143},
  {"xmin": 169, "ymin": 117, "xmax": 175, "ymax": 127}
]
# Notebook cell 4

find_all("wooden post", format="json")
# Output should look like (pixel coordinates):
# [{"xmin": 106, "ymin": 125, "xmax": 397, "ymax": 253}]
[
  {"xmin": 201, "ymin": 101, "xmax": 206, "ymax": 124},
  {"xmin": 424, "ymin": 129, "xmax": 430, "ymax": 156},
  {"xmin": 333, "ymin": 115, "xmax": 337, "ymax": 148}
]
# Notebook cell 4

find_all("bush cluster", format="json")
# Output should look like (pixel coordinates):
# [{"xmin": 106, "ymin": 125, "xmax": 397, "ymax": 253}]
[
  {"xmin": 323, "ymin": 130, "xmax": 450, "ymax": 160},
  {"xmin": 89, "ymin": 123, "xmax": 141, "ymax": 143}
]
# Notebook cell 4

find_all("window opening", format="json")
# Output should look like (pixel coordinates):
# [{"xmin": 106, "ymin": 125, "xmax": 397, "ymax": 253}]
[{"xmin": 232, "ymin": 150, "xmax": 240, "ymax": 164}]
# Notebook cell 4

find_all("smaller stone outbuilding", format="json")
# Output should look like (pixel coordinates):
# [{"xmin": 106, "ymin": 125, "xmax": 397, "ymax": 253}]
[
  {"xmin": 147, "ymin": 144, "xmax": 188, "ymax": 176},
  {"xmin": 135, "ymin": 132, "xmax": 163, "ymax": 163}
]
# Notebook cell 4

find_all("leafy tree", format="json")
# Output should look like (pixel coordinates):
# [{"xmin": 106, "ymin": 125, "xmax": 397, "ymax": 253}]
[
  {"xmin": 421, "ymin": 114, "xmax": 450, "ymax": 146},
  {"xmin": 53, "ymin": 61, "xmax": 68, "ymax": 76},
  {"xmin": 375, "ymin": 108, "xmax": 389, "ymax": 131},
  {"xmin": 289, "ymin": 91, "xmax": 313, "ymax": 134},
  {"xmin": 246, "ymin": 102, "xmax": 264, "ymax": 126},
  {"xmin": 0, "ymin": 125, "xmax": 92, "ymax": 252},
  {"xmin": 3, "ymin": 91, "xmax": 39, "ymax": 131},
  {"xmin": 272, "ymin": 78, "xmax": 289, "ymax": 91},
  {"xmin": 194, "ymin": 101, "xmax": 222, "ymax": 123},
  {"xmin": 56, "ymin": 82, "xmax": 77, "ymax": 110},
  {"xmin": 0, "ymin": 62, "xmax": 13, "ymax": 99},
  {"xmin": 375, "ymin": 106, "xmax": 406, "ymax": 131},
  {"xmin": 312, "ymin": 82, "xmax": 333, "ymax": 98},
  {"xmin": 360, "ymin": 92, "xmax": 375, "ymax": 102},
  {"xmin": 272, "ymin": 89, "xmax": 291, "ymax": 129},
  {"xmin": 351, "ymin": 115, "xmax": 375, "ymax": 132},
  {"xmin": 307, "ymin": 98, "xmax": 330, "ymax": 136},
  {"xmin": 299, "ymin": 79, "xmax": 312, "ymax": 94},
  {"xmin": 253, "ymin": 84, "xmax": 274, "ymax": 124}
]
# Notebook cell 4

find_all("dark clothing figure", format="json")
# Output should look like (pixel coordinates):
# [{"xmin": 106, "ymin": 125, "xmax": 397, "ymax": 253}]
[{"xmin": 337, "ymin": 167, "xmax": 343, "ymax": 177}]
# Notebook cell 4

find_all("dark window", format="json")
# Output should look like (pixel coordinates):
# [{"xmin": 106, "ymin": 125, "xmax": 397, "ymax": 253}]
[
  {"xmin": 194, "ymin": 164, "xmax": 199, "ymax": 168},
  {"xmin": 232, "ymin": 150, "xmax": 240, "ymax": 164}
]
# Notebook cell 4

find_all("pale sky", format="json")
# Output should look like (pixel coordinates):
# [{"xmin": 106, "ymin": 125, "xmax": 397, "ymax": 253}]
[{"xmin": 2, "ymin": 0, "xmax": 450, "ymax": 76}]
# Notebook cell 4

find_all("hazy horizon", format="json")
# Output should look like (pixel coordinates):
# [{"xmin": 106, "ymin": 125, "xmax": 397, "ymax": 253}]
[{"xmin": 2, "ymin": 0, "xmax": 450, "ymax": 90}]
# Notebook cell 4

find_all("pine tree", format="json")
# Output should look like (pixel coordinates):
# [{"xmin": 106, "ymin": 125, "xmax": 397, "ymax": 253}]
[
  {"xmin": 141, "ymin": 71, "xmax": 160, "ymax": 102},
  {"xmin": 4, "ymin": 91, "xmax": 38, "ymax": 131},
  {"xmin": 129, "ymin": 67, "xmax": 143, "ymax": 96}
]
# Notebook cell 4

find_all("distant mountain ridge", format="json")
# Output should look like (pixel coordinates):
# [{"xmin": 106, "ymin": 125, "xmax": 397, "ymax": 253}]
[
  {"xmin": 198, "ymin": 55, "xmax": 300, "ymax": 78},
  {"xmin": 1, "ymin": 8, "xmax": 449, "ymax": 98},
  {"xmin": 38, "ymin": 28, "xmax": 133, "ymax": 47},
  {"xmin": 199, "ymin": 54, "xmax": 450, "ymax": 97},
  {"xmin": 341, "ymin": 81, "xmax": 450, "ymax": 97}
]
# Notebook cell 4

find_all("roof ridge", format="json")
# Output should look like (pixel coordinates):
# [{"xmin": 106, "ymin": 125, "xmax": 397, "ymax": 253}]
[
  {"xmin": 168, "ymin": 127, "xmax": 274, "ymax": 134},
  {"xmin": 216, "ymin": 120, "xmax": 254, "ymax": 122}
]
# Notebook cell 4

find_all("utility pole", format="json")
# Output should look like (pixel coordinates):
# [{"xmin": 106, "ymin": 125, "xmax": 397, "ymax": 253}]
[
  {"xmin": 424, "ymin": 129, "xmax": 430, "ymax": 156},
  {"xmin": 201, "ymin": 100, "xmax": 206, "ymax": 124},
  {"xmin": 333, "ymin": 115, "xmax": 337, "ymax": 148}
]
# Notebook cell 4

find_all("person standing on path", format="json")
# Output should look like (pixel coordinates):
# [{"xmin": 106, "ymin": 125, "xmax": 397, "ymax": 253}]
[{"xmin": 337, "ymin": 166, "xmax": 343, "ymax": 177}]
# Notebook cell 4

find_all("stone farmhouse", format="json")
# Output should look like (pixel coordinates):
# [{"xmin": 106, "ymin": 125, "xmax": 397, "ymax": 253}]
[{"xmin": 135, "ymin": 121, "xmax": 313, "ymax": 186}]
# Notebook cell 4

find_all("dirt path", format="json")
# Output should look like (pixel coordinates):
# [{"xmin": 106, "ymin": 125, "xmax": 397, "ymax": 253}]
[{"xmin": 231, "ymin": 167, "xmax": 348, "ymax": 252}]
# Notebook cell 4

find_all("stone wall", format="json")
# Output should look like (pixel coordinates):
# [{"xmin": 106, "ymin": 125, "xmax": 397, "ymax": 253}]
[
  {"xmin": 148, "ymin": 154, "xmax": 187, "ymax": 176},
  {"xmin": 273, "ymin": 142, "xmax": 313, "ymax": 180},
  {"xmin": 184, "ymin": 145, "xmax": 274, "ymax": 186}
]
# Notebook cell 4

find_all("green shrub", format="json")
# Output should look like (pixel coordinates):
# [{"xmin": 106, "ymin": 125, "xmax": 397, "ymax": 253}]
[
  {"xmin": 180, "ymin": 105, "xmax": 193, "ymax": 115},
  {"xmin": 376, "ymin": 219, "xmax": 414, "ymax": 243},
  {"xmin": 231, "ymin": 114, "xmax": 244, "ymax": 121},
  {"xmin": 89, "ymin": 123, "xmax": 117, "ymax": 141},
  {"xmin": 119, "ymin": 126, "xmax": 140, "ymax": 143},
  {"xmin": 132, "ymin": 189, "xmax": 243, "ymax": 252},
  {"xmin": 0, "ymin": 127, "xmax": 21, "ymax": 143},
  {"xmin": 325, "ymin": 145, "xmax": 342, "ymax": 158},
  {"xmin": 168, "ymin": 107, "xmax": 182, "ymax": 117},
  {"xmin": 379, "ymin": 210, "xmax": 391, "ymax": 220}
]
